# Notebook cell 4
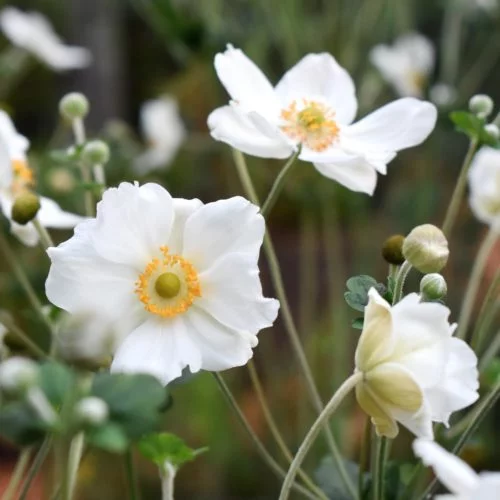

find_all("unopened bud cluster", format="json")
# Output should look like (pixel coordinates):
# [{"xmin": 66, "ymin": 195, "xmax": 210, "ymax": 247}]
[{"xmin": 469, "ymin": 94, "xmax": 494, "ymax": 119}]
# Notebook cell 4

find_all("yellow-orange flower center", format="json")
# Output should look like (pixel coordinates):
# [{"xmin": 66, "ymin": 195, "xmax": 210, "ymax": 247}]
[
  {"xmin": 280, "ymin": 99, "xmax": 339, "ymax": 152},
  {"xmin": 135, "ymin": 246, "xmax": 201, "ymax": 318},
  {"xmin": 11, "ymin": 159, "xmax": 35, "ymax": 195}
]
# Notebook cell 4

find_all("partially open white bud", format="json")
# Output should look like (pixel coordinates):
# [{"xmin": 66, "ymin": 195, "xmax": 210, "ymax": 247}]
[
  {"xmin": 420, "ymin": 273, "xmax": 447, "ymax": 301},
  {"xmin": 484, "ymin": 123, "xmax": 500, "ymax": 141},
  {"xmin": 469, "ymin": 94, "xmax": 494, "ymax": 119},
  {"xmin": 75, "ymin": 396, "xmax": 109, "ymax": 426},
  {"xmin": 403, "ymin": 224, "xmax": 449, "ymax": 273},
  {"xmin": 0, "ymin": 357, "xmax": 38, "ymax": 394},
  {"xmin": 82, "ymin": 140, "xmax": 110, "ymax": 165},
  {"xmin": 59, "ymin": 92, "xmax": 89, "ymax": 120}
]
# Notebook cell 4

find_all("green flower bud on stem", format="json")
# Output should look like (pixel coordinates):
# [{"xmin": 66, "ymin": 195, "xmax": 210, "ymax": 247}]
[
  {"xmin": 402, "ymin": 224, "xmax": 449, "ymax": 274},
  {"xmin": 382, "ymin": 235, "xmax": 406, "ymax": 265},
  {"xmin": 0, "ymin": 357, "xmax": 39, "ymax": 395},
  {"xmin": 11, "ymin": 192, "xmax": 41, "ymax": 225},
  {"xmin": 469, "ymin": 94, "xmax": 494, "ymax": 119},
  {"xmin": 82, "ymin": 140, "xmax": 110, "ymax": 165},
  {"xmin": 484, "ymin": 124, "xmax": 500, "ymax": 141},
  {"xmin": 420, "ymin": 273, "xmax": 447, "ymax": 301},
  {"xmin": 59, "ymin": 92, "xmax": 89, "ymax": 120},
  {"xmin": 75, "ymin": 396, "xmax": 109, "ymax": 426}
]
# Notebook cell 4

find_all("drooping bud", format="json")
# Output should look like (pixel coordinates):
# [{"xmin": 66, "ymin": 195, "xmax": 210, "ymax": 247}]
[
  {"xmin": 75, "ymin": 396, "xmax": 109, "ymax": 426},
  {"xmin": 381, "ymin": 235, "xmax": 405, "ymax": 265},
  {"xmin": 484, "ymin": 124, "xmax": 500, "ymax": 141},
  {"xmin": 59, "ymin": 92, "xmax": 89, "ymax": 120},
  {"xmin": 420, "ymin": 273, "xmax": 447, "ymax": 301},
  {"xmin": 11, "ymin": 192, "xmax": 41, "ymax": 225},
  {"xmin": 0, "ymin": 357, "xmax": 39, "ymax": 395},
  {"xmin": 82, "ymin": 140, "xmax": 110, "ymax": 165},
  {"xmin": 468, "ymin": 94, "xmax": 494, "ymax": 119},
  {"xmin": 402, "ymin": 224, "xmax": 449, "ymax": 273}
]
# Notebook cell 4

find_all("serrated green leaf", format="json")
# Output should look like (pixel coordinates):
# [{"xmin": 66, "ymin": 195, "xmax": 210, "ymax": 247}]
[
  {"xmin": 345, "ymin": 275, "xmax": 386, "ymax": 312},
  {"xmin": 39, "ymin": 362, "xmax": 75, "ymax": 408},
  {"xmin": 87, "ymin": 423, "xmax": 129, "ymax": 453},
  {"xmin": 0, "ymin": 401, "xmax": 46, "ymax": 446}
]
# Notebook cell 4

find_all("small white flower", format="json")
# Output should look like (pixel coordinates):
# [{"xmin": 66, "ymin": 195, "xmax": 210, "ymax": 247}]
[
  {"xmin": 468, "ymin": 147, "xmax": 500, "ymax": 230},
  {"xmin": 0, "ymin": 7, "xmax": 91, "ymax": 71},
  {"xmin": 46, "ymin": 182, "xmax": 279, "ymax": 385},
  {"xmin": 413, "ymin": 439, "xmax": 500, "ymax": 499},
  {"xmin": 134, "ymin": 97, "xmax": 186, "ymax": 174},
  {"xmin": 0, "ymin": 111, "xmax": 85, "ymax": 246},
  {"xmin": 208, "ymin": 45, "xmax": 437, "ymax": 195},
  {"xmin": 354, "ymin": 289, "xmax": 479, "ymax": 439},
  {"xmin": 370, "ymin": 33, "xmax": 435, "ymax": 98}
]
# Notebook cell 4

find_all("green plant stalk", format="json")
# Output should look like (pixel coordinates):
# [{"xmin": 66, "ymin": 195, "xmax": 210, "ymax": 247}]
[
  {"xmin": 125, "ymin": 449, "xmax": 141, "ymax": 500},
  {"xmin": 479, "ymin": 329, "xmax": 500, "ymax": 372},
  {"xmin": 32, "ymin": 218, "xmax": 54, "ymax": 250},
  {"xmin": 19, "ymin": 438, "xmax": 52, "ymax": 500},
  {"xmin": 278, "ymin": 373, "xmax": 362, "ymax": 500},
  {"xmin": 72, "ymin": 118, "xmax": 94, "ymax": 217},
  {"xmin": 65, "ymin": 433, "xmax": 85, "ymax": 500},
  {"xmin": 442, "ymin": 139, "xmax": 478, "ymax": 237},
  {"xmin": 439, "ymin": 1, "xmax": 464, "ymax": 85},
  {"xmin": 358, "ymin": 417, "xmax": 371, "ymax": 499},
  {"xmin": 212, "ymin": 372, "xmax": 319, "ymax": 500},
  {"xmin": 373, "ymin": 436, "xmax": 388, "ymax": 500},
  {"xmin": 0, "ymin": 313, "xmax": 48, "ymax": 359},
  {"xmin": 392, "ymin": 260, "xmax": 413, "ymax": 305},
  {"xmin": 232, "ymin": 149, "xmax": 357, "ymax": 499},
  {"xmin": 160, "ymin": 463, "xmax": 176, "ymax": 500},
  {"xmin": 1, "ymin": 447, "xmax": 33, "ymax": 500},
  {"xmin": 456, "ymin": 228, "xmax": 498, "ymax": 340}
]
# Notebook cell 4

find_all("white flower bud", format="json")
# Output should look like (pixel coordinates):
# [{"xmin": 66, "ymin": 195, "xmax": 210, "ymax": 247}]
[
  {"xmin": 469, "ymin": 94, "xmax": 494, "ymax": 119},
  {"xmin": 403, "ymin": 224, "xmax": 449, "ymax": 274},
  {"xmin": 420, "ymin": 273, "xmax": 447, "ymax": 301},
  {"xmin": 82, "ymin": 140, "xmax": 110, "ymax": 165},
  {"xmin": 11, "ymin": 192, "xmax": 41, "ymax": 225},
  {"xmin": 0, "ymin": 357, "xmax": 38, "ymax": 394},
  {"xmin": 484, "ymin": 123, "xmax": 500, "ymax": 141},
  {"xmin": 59, "ymin": 92, "xmax": 89, "ymax": 120},
  {"xmin": 75, "ymin": 397, "xmax": 109, "ymax": 426}
]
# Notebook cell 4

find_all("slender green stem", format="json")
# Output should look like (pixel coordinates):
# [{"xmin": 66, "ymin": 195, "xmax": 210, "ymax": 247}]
[
  {"xmin": 260, "ymin": 149, "xmax": 301, "ymax": 218},
  {"xmin": 32, "ymin": 218, "xmax": 54, "ymax": 250},
  {"xmin": 65, "ymin": 433, "xmax": 85, "ymax": 500},
  {"xmin": 456, "ymin": 228, "xmax": 498, "ymax": 340},
  {"xmin": 232, "ymin": 149, "xmax": 357, "ymax": 499},
  {"xmin": 392, "ymin": 261, "xmax": 413, "ymax": 305},
  {"xmin": 72, "ymin": 118, "xmax": 94, "ymax": 217},
  {"xmin": 19, "ymin": 438, "xmax": 52, "ymax": 500},
  {"xmin": 439, "ymin": 1, "xmax": 463, "ymax": 85},
  {"xmin": 1, "ymin": 447, "xmax": 33, "ymax": 500},
  {"xmin": 0, "ymin": 313, "xmax": 48, "ymax": 359},
  {"xmin": 247, "ymin": 361, "xmax": 328, "ymax": 500},
  {"xmin": 479, "ymin": 329, "xmax": 500, "ymax": 372},
  {"xmin": 442, "ymin": 139, "xmax": 478, "ymax": 237},
  {"xmin": 373, "ymin": 436, "xmax": 388, "ymax": 500},
  {"xmin": 212, "ymin": 372, "xmax": 318, "ymax": 500},
  {"xmin": 125, "ymin": 449, "xmax": 141, "ymax": 500},
  {"xmin": 357, "ymin": 417, "xmax": 371, "ymax": 499},
  {"xmin": 419, "ymin": 378, "xmax": 500, "ymax": 500},
  {"xmin": 160, "ymin": 463, "xmax": 176, "ymax": 500},
  {"xmin": 278, "ymin": 373, "xmax": 362, "ymax": 500}
]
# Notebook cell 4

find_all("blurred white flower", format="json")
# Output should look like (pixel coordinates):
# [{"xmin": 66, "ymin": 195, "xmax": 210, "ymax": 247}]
[
  {"xmin": 0, "ymin": 111, "xmax": 85, "ymax": 246},
  {"xmin": 354, "ymin": 289, "xmax": 479, "ymax": 439},
  {"xmin": 208, "ymin": 44, "xmax": 437, "ymax": 195},
  {"xmin": 429, "ymin": 83, "xmax": 458, "ymax": 108},
  {"xmin": 370, "ymin": 33, "xmax": 435, "ymax": 98},
  {"xmin": 46, "ymin": 182, "xmax": 279, "ymax": 385},
  {"xmin": 134, "ymin": 97, "xmax": 186, "ymax": 174},
  {"xmin": 0, "ymin": 7, "xmax": 91, "ymax": 71},
  {"xmin": 468, "ymin": 147, "xmax": 500, "ymax": 229},
  {"xmin": 413, "ymin": 439, "xmax": 500, "ymax": 499}
]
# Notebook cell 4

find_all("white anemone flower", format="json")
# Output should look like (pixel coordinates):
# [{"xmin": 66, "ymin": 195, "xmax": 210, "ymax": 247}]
[
  {"xmin": 134, "ymin": 97, "xmax": 186, "ymax": 174},
  {"xmin": 413, "ymin": 439, "xmax": 500, "ymax": 499},
  {"xmin": 45, "ymin": 182, "xmax": 279, "ymax": 385},
  {"xmin": 208, "ymin": 45, "xmax": 437, "ymax": 195},
  {"xmin": 0, "ymin": 111, "xmax": 85, "ymax": 246},
  {"xmin": 468, "ymin": 147, "xmax": 500, "ymax": 230},
  {"xmin": 0, "ymin": 7, "xmax": 91, "ymax": 71},
  {"xmin": 354, "ymin": 289, "xmax": 479, "ymax": 439},
  {"xmin": 370, "ymin": 33, "xmax": 435, "ymax": 98}
]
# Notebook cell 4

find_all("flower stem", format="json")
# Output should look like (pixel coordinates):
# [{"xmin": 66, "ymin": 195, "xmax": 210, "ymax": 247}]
[
  {"xmin": 442, "ymin": 139, "xmax": 478, "ymax": 237},
  {"xmin": 160, "ymin": 463, "xmax": 176, "ymax": 500},
  {"xmin": 18, "ymin": 437, "xmax": 52, "ymax": 500},
  {"xmin": 373, "ymin": 436, "xmax": 388, "ymax": 500},
  {"xmin": 232, "ymin": 149, "xmax": 357, "ymax": 499},
  {"xmin": 32, "ymin": 218, "xmax": 54, "ymax": 250},
  {"xmin": 212, "ymin": 372, "xmax": 319, "ymax": 500},
  {"xmin": 392, "ymin": 260, "xmax": 412, "ymax": 305},
  {"xmin": 479, "ymin": 328, "xmax": 500, "ymax": 372},
  {"xmin": 1, "ymin": 447, "xmax": 33, "ymax": 500},
  {"xmin": 261, "ymin": 149, "xmax": 301, "ymax": 218},
  {"xmin": 456, "ymin": 228, "xmax": 498, "ymax": 340},
  {"xmin": 125, "ymin": 449, "xmax": 141, "ymax": 500},
  {"xmin": 278, "ymin": 373, "xmax": 363, "ymax": 500},
  {"xmin": 357, "ymin": 417, "xmax": 371, "ymax": 499},
  {"xmin": 72, "ymin": 118, "xmax": 94, "ymax": 217},
  {"xmin": 0, "ymin": 312, "xmax": 49, "ymax": 359},
  {"xmin": 65, "ymin": 433, "xmax": 85, "ymax": 500}
]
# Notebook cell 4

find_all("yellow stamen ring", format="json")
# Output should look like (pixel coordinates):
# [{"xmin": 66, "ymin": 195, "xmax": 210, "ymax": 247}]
[
  {"xmin": 11, "ymin": 159, "xmax": 35, "ymax": 195},
  {"xmin": 135, "ymin": 246, "xmax": 201, "ymax": 318}
]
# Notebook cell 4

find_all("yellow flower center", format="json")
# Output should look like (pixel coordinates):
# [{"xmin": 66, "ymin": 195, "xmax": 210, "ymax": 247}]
[
  {"xmin": 11, "ymin": 159, "xmax": 35, "ymax": 195},
  {"xmin": 280, "ymin": 99, "xmax": 339, "ymax": 152},
  {"xmin": 135, "ymin": 246, "xmax": 201, "ymax": 318}
]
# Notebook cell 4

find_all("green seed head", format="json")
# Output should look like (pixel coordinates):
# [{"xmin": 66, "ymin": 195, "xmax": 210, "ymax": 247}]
[{"xmin": 155, "ymin": 272, "xmax": 181, "ymax": 299}]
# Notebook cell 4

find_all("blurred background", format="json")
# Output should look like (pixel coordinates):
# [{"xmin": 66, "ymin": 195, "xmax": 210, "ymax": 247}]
[{"xmin": 0, "ymin": 0, "xmax": 499, "ymax": 498}]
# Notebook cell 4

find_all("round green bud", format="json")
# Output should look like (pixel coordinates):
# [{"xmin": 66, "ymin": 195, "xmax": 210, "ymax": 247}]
[
  {"xmin": 59, "ymin": 92, "xmax": 89, "ymax": 120},
  {"xmin": 382, "ymin": 234, "xmax": 406, "ymax": 265},
  {"xmin": 75, "ymin": 397, "xmax": 109, "ymax": 426},
  {"xmin": 420, "ymin": 273, "xmax": 447, "ymax": 301},
  {"xmin": 484, "ymin": 124, "xmax": 500, "ymax": 141},
  {"xmin": 82, "ymin": 140, "xmax": 110, "ymax": 165},
  {"xmin": 0, "ymin": 357, "xmax": 39, "ymax": 395},
  {"xmin": 402, "ymin": 224, "xmax": 449, "ymax": 274},
  {"xmin": 11, "ymin": 192, "xmax": 41, "ymax": 225},
  {"xmin": 469, "ymin": 94, "xmax": 494, "ymax": 119},
  {"xmin": 155, "ymin": 272, "xmax": 181, "ymax": 299}
]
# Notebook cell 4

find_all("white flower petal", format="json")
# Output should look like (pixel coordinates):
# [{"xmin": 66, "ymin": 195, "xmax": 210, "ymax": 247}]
[
  {"xmin": 208, "ymin": 104, "xmax": 293, "ymax": 159},
  {"xmin": 10, "ymin": 220, "xmax": 39, "ymax": 246},
  {"xmin": 111, "ymin": 316, "xmax": 202, "ymax": 385},
  {"xmin": 37, "ymin": 196, "xmax": 85, "ymax": 228},
  {"xmin": 168, "ymin": 198, "xmax": 203, "ymax": 255},
  {"xmin": 196, "ymin": 252, "xmax": 279, "ymax": 332},
  {"xmin": 391, "ymin": 401, "xmax": 434, "ymax": 439},
  {"xmin": 182, "ymin": 196, "xmax": 264, "ymax": 271},
  {"xmin": 274, "ymin": 53, "xmax": 358, "ymax": 124},
  {"xmin": 475, "ymin": 474, "xmax": 500, "ymax": 499},
  {"xmin": 413, "ymin": 439, "xmax": 479, "ymax": 496}
]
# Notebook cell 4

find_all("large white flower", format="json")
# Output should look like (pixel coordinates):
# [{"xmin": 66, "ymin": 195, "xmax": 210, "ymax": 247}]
[
  {"xmin": 468, "ymin": 147, "xmax": 500, "ymax": 230},
  {"xmin": 354, "ymin": 289, "xmax": 479, "ymax": 439},
  {"xmin": 0, "ymin": 7, "xmax": 91, "ymax": 71},
  {"xmin": 208, "ymin": 45, "xmax": 437, "ymax": 195},
  {"xmin": 134, "ymin": 97, "xmax": 186, "ymax": 174},
  {"xmin": 413, "ymin": 439, "xmax": 500, "ymax": 499},
  {"xmin": 370, "ymin": 33, "xmax": 435, "ymax": 98},
  {"xmin": 45, "ymin": 182, "xmax": 279, "ymax": 384},
  {"xmin": 0, "ymin": 111, "xmax": 84, "ymax": 246}
]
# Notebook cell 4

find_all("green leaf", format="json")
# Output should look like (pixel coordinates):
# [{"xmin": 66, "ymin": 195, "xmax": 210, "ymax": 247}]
[
  {"xmin": 138, "ymin": 432, "xmax": 207, "ymax": 469},
  {"xmin": 87, "ymin": 423, "xmax": 129, "ymax": 453},
  {"xmin": 351, "ymin": 317, "xmax": 364, "ymax": 330},
  {"xmin": 39, "ymin": 362, "xmax": 76, "ymax": 408},
  {"xmin": 450, "ymin": 111, "xmax": 485, "ymax": 138},
  {"xmin": 0, "ymin": 401, "xmax": 46, "ymax": 446},
  {"xmin": 344, "ymin": 275, "xmax": 386, "ymax": 313},
  {"xmin": 314, "ymin": 455, "xmax": 361, "ymax": 500}
]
